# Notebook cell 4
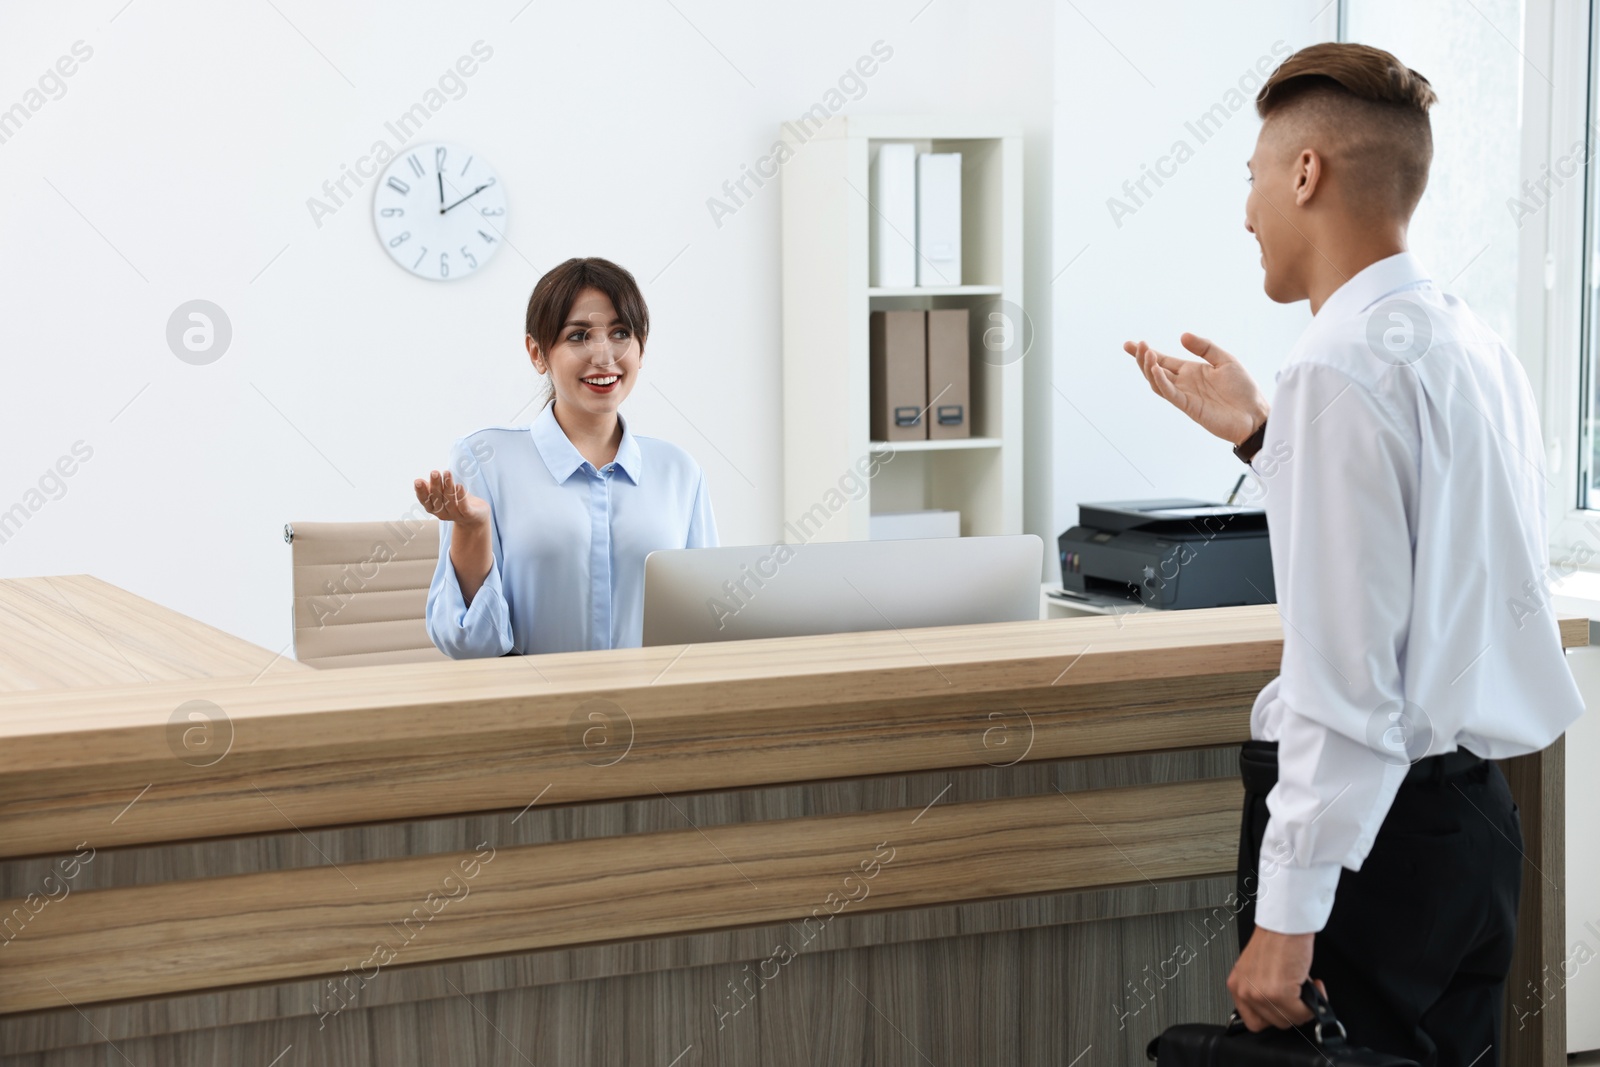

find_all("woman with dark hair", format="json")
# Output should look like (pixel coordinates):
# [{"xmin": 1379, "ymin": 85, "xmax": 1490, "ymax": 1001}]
[{"xmin": 414, "ymin": 257, "xmax": 717, "ymax": 656}]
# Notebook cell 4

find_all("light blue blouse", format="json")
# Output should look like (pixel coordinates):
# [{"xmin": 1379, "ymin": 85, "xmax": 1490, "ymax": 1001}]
[{"xmin": 425, "ymin": 404, "xmax": 718, "ymax": 657}]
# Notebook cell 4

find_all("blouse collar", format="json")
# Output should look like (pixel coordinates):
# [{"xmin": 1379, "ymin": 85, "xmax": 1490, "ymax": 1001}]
[{"xmin": 531, "ymin": 402, "xmax": 641, "ymax": 485}]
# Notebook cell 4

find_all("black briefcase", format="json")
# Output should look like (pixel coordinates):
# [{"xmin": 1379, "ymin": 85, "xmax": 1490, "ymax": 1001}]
[{"xmin": 1146, "ymin": 983, "xmax": 1419, "ymax": 1066}]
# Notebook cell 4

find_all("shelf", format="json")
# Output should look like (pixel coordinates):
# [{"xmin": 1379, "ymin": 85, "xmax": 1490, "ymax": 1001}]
[
  {"xmin": 867, "ymin": 285, "xmax": 1003, "ymax": 297},
  {"xmin": 868, "ymin": 437, "xmax": 1003, "ymax": 452},
  {"xmin": 781, "ymin": 119, "xmax": 1023, "ymax": 541},
  {"xmin": 1041, "ymin": 583, "xmax": 1145, "ymax": 618}
]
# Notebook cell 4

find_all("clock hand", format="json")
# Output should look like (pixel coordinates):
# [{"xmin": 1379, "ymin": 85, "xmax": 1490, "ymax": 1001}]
[
  {"xmin": 437, "ymin": 172, "xmax": 444, "ymax": 214},
  {"xmin": 442, "ymin": 183, "xmax": 492, "ymax": 214}
]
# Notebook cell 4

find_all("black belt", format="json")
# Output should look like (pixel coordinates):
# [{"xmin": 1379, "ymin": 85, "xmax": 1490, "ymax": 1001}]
[{"xmin": 1239, "ymin": 739, "xmax": 1485, "ymax": 795}]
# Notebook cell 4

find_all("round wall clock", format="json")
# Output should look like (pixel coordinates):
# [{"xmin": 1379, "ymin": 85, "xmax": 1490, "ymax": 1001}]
[{"xmin": 372, "ymin": 142, "xmax": 506, "ymax": 281}]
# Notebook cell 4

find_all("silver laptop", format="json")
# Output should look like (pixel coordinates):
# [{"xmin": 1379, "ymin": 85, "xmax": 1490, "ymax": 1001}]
[{"xmin": 642, "ymin": 534, "xmax": 1043, "ymax": 646}]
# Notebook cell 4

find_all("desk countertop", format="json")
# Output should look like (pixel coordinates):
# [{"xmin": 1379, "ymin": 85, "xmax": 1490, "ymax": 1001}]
[
  {"xmin": 0, "ymin": 574, "xmax": 308, "ymax": 692},
  {"xmin": 0, "ymin": 594, "xmax": 1584, "ymax": 857}
]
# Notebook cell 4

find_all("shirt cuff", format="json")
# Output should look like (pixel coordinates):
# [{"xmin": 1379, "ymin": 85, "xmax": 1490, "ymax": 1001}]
[
  {"xmin": 436, "ymin": 558, "xmax": 511, "ymax": 654},
  {"xmin": 1253, "ymin": 857, "xmax": 1342, "ymax": 935},
  {"xmin": 460, "ymin": 562, "xmax": 506, "ymax": 626}
]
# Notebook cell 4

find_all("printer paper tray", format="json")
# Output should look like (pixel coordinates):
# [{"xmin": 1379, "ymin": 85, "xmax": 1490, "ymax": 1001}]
[{"xmin": 1045, "ymin": 587, "xmax": 1153, "ymax": 616}]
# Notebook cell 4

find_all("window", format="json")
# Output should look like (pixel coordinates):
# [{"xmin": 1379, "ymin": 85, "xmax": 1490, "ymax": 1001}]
[
  {"xmin": 1344, "ymin": 0, "xmax": 1600, "ymax": 550},
  {"xmin": 1341, "ymin": 0, "xmax": 1528, "ymax": 348}
]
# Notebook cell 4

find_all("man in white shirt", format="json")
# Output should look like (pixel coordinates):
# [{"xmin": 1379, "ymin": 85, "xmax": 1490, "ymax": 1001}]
[{"xmin": 1126, "ymin": 42, "xmax": 1583, "ymax": 1060}]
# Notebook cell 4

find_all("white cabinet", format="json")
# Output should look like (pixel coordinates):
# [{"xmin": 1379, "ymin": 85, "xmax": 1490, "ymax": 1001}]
[{"xmin": 780, "ymin": 115, "xmax": 1025, "ymax": 541}]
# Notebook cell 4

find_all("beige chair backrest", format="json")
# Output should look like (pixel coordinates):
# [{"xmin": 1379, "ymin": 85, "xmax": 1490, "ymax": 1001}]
[{"xmin": 284, "ymin": 519, "xmax": 448, "ymax": 668}]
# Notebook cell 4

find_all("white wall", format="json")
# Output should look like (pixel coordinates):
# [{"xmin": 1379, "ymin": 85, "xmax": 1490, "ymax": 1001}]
[
  {"xmin": 1050, "ymin": 0, "xmax": 1336, "ymax": 577},
  {"xmin": 0, "ymin": 0, "xmax": 1052, "ymax": 652}
]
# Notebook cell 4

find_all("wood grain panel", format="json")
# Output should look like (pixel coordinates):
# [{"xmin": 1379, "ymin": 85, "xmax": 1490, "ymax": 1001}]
[
  {"xmin": 0, "ymin": 607, "xmax": 1280, "ymax": 857},
  {"xmin": 0, "ymin": 874, "xmax": 1236, "ymax": 1056},
  {"xmin": 0, "ymin": 604, "xmax": 1293, "ymax": 752},
  {"xmin": 1065, "ymin": 906, "xmax": 1239, "ymax": 1060},
  {"xmin": 1020, "ymin": 924, "xmax": 1074, "ymax": 1065},
  {"xmin": 0, "ymin": 607, "xmax": 1578, "ymax": 857},
  {"xmin": 0, "ymin": 914, "xmax": 1245, "ymax": 1067},
  {"xmin": 0, "ymin": 778, "xmax": 1242, "ymax": 1014},
  {"xmin": 1501, "ymin": 740, "xmax": 1567, "ymax": 1067},
  {"xmin": 0, "ymin": 577, "xmax": 1581, "ymax": 1065},
  {"xmin": 0, "ymin": 747, "xmax": 1239, "ymax": 894},
  {"xmin": 0, "ymin": 575, "xmax": 306, "ymax": 692},
  {"xmin": 0, "ymin": 674, "xmax": 1265, "ymax": 858}
]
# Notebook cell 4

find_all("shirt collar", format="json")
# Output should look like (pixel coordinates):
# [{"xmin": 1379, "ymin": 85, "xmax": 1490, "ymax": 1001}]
[
  {"xmin": 1313, "ymin": 250, "xmax": 1433, "ymax": 324},
  {"xmin": 530, "ymin": 403, "xmax": 642, "ymax": 485}
]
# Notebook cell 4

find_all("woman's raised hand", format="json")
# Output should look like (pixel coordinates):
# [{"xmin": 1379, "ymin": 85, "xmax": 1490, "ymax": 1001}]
[
  {"xmin": 414, "ymin": 468, "xmax": 491, "ymax": 529},
  {"xmin": 1123, "ymin": 332, "xmax": 1270, "ymax": 446}
]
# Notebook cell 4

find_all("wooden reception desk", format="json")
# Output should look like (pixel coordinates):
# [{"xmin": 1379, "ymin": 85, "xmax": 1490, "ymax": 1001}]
[{"xmin": 0, "ymin": 576, "xmax": 1585, "ymax": 1065}]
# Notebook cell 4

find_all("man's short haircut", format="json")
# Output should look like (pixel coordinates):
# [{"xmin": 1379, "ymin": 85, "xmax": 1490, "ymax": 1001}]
[{"xmin": 1256, "ymin": 43, "xmax": 1437, "ymax": 221}]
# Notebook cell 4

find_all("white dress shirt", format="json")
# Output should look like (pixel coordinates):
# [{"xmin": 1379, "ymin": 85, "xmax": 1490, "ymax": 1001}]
[
  {"xmin": 1248, "ymin": 251, "xmax": 1583, "ymax": 935},
  {"xmin": 425, "ymin": 403, "xmax": 718, "ymax": 657}
]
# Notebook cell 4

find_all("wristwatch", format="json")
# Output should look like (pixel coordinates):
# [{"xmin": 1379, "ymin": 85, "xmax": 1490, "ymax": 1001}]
[{"xmin": 1233, "ymin": 419, "xmax": 1267, "ymax": 464}]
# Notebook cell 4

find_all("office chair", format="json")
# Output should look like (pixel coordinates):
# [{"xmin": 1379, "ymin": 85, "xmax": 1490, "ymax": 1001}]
[{"xmin": 283, "ymin": 519, "xmax": 448, "ymax": 668}]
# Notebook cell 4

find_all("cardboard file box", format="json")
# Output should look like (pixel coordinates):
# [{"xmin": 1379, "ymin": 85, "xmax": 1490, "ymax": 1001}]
[
  {"xmin": 870, "ymin": 310, "xmax": 928, "ymax": 441},
  {"xmin": 926, "ymin": 308, "xmax": 970, "ymax": 439}
]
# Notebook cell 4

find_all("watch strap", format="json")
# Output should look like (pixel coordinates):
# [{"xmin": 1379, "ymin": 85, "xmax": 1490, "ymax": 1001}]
[{"xmin": 1233, "ymin": 418, "xmax": 1267, "ymax": 464}]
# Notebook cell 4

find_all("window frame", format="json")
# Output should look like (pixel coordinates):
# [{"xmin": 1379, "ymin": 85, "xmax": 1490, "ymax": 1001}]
[{"xmin": 1541, "ymin": 0, "xmax": 1598, "ymax": 560}]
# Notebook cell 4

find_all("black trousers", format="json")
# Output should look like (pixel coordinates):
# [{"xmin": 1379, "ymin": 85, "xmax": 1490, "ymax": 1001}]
[{"xmin": 1235, "ymin": 740, "xmax": 1522, "ymax": 1066}]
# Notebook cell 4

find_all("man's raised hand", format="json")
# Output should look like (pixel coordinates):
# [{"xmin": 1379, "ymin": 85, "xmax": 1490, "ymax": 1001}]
[{"xmin": 1123, "ymin": 332, "xmax": 1270, "ymax": 446}]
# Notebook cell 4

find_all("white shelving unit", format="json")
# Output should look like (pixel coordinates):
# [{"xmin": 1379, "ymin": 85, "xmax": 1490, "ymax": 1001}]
[{"xmin": 780, "ymin": 115, "xmax": 1025, "ymax": 541}]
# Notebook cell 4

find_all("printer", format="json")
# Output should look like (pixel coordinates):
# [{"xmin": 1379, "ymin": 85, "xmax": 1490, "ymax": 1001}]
[{"xmin": 1057, "ymin": 498, "xmax": 1274, "ymax": 611}]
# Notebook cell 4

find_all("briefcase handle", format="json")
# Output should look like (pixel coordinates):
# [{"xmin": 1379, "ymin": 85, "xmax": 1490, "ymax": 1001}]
[
  {"xmin": 1146, "ymin": 980, "xmax": 1421, "ymax": 1065},
  {"xmin": 1221, "ymin": 982, "xmax": 1346, "ymax": 1047}
]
